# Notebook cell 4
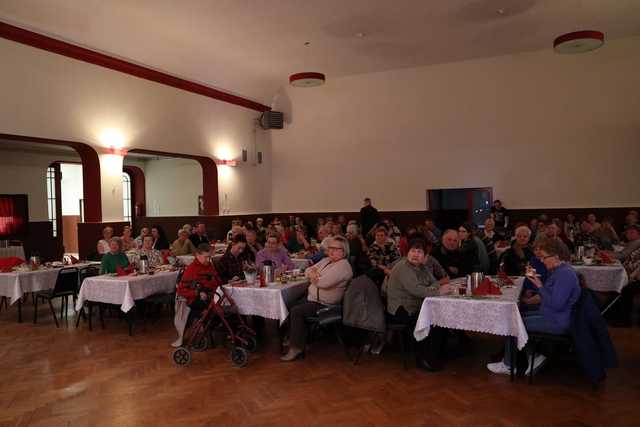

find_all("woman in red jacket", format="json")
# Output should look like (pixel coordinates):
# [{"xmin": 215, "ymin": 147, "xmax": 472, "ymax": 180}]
[{"xmin": 173, "ymin": 243, "xmax": 222, "ymax": 347}]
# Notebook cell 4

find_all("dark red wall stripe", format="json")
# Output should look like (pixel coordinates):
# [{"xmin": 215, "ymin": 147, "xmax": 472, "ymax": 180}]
[
  {"xmin": 0, "ymin": 133, "xmax": 103, "ymax": 222},
  {"xmin": 0, "ymin": 21, "xmax": 271, "ymax": 113},
  {"xmin": 127, "ymin": 149, "xmax": 219, "ymax": 216}
]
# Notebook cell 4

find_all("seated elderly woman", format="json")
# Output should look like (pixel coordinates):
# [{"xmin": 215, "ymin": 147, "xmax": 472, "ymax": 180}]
[
  {"xmin": 121, "ymin": 225, "xmax": 138, "ymax": 251},
  {"xmin": 97, "ymin": 226, "xmax": 114, "ymax": 255},
  {"xmin": 172, "ymin": 243, "xmax": 223, "ymax": 347},
  {"xmin": 386, "ymin": 236, "xmax": 454, "ymax": 371},
  {"xmin": 256, "ymin": 232, "xmax": 295, "ymax": 273},
  {"xmin": 345, "ymin": 223, "xmax": 371, "ymax": 276},
  {"xmin": 133, "ymin": 236, "xmax": 164, "ymax": 268},
  {"xmin": 457, "ymin": 223, "xmax": 483, "ymax": 275},
  {"xmin": 487, "ymin": 239, "xmax": 581, "ymax": 375},
  {"xmin": 501, "ymin": 225, "xmax": 534, "ymax": 276},
  {"xmin": 151, "ymin": 225, "xmax": 170, "ymax": 251},
  {"xmin": 215, "ymin": 234, "xmax": 247, "ymax": 283},
  {"xmin": 368, "ymin": 226, "xmax": 400, "ymax": 284},
  {"xmin": 100, "ymin": 237, "xmax": 129, "ymax": 274},
  {"xmin": 170, "ymin": 228, "xmax": 196, "ymax": 256},
  {"xmin": 281, "ymin": 236, "xmax": 354, "ymax": 361}
]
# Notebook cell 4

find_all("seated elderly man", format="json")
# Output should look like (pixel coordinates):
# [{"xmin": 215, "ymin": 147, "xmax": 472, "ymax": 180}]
[
  {"xmin": 613, "ymin": 224, "xmax": 640, "ymax": 262},
  {"xmin": 170, "ymin": 228, "xmax": 196, "ymax": 256},
  {"xmin": 433, "ymin": 229, "xmax": 465, "ymax": 278},
  {"xmin": 386, "ymin": 236, "xmax": 454, "ymax": 371},
  {"xmin": 240, "ymin": 228, "xmax": 262, "ymax": 263},
  {"xmin": 574, "ymin": 220, "xmax": 605, "ymax": 249},
  {"xmin": 281, "ymin": 236, "xmax": 353, "ymax": 361},
  {"xmin": 132, "ymin": 236, "xmax": 164, "ymax": 268},
  {"xmin": 97, "ymin": 226, "xmax": 114, "ymax": 255},
  {"xmin": 100, "ymin": 237, "xmax": 129, "ymax": 274},
  {"xmin": 536, "ymin": 222, "xmax": 572, "ymax": 261}
]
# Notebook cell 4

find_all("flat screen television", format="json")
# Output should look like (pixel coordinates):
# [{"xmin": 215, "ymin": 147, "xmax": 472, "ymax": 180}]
[{"xmin": 0, "ymin": 194, "xmax": 29, "ymax": 238}]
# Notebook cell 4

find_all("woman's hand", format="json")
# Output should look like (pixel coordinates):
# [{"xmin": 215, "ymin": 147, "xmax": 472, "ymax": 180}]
[
  {"xmin": 526, "ymin": 273, "xmax": 543, "ymax": 288},
  {"xmin": 307, "ymin": 268, "xmax": 320, "ymax": 284}
]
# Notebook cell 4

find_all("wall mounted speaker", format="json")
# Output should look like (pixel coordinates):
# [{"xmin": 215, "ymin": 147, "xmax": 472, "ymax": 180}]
[
  {"xmin": 259, "ymin": 111, "xmax": 284, "ymax": 129},
  {"xmin": 242, "ymin": 149, "xmax": 247, "ymax": 162}
]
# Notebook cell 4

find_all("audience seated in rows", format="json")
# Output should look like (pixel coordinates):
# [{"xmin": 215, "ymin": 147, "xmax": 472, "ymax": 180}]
[
  {"xmin": 151, "ymin": 225, "xmax": 169, "ymax": 251},
  {"xmin": 190, "ymin": 222, "xmax": 210, "ymax": 247},
  {"xmin": 121, "ymin": 225, "xmax": 138, "ymax": 251}
]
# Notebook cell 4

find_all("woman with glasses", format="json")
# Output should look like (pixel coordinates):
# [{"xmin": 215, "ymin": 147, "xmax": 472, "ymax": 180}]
[
  {"xmin": 281, "ymin": 236, "xmax": 353, "ymax": 361},
  {"xmin": 487, "ymin": 239, "xmax": 580, "ymax": 375}
]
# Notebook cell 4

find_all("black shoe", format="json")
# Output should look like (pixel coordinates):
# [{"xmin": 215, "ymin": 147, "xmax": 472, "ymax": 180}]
[{"xmin": 416, "ymin": 358, "xmax": 441, "ymax": 372}]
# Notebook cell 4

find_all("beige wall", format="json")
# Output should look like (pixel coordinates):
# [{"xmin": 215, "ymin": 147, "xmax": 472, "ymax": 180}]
[
  {"xmin": 0, "ymin": 38, "xmax": 272, "ymax": 217},
  {"xmin": 271, "ymin": 36, "xmax": 640, "ymax": 212}
]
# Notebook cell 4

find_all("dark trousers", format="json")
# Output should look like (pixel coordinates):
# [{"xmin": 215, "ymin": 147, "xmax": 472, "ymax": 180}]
[
  {"xmin": 616, "ymin": 280, "xmax": 640, "ymax": 325},
  {"xmin": 288, "ymin": 294, "xmax": 323, "ymax": 349},
  {"xmin": 388, "ymin": 307, "xmax": 447, "ymax": 366}
]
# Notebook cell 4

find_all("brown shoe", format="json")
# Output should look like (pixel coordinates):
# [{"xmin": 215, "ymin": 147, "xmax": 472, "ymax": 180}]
[{"xmin": 280, "ymin": 347, "xmax": 304, "ymax": 362}]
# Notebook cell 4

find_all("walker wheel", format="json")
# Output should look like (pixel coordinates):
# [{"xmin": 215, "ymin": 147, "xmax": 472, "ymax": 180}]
[
  {"xmin": 172, "ymin": 347, "xmax": 192, "ymax": 366},
  {"xmin": 229, "ymin": 346, "xmax": 248, "ymax": 368},
  {"xmin": 239, "ymin": 334, "xmax": 258, "ymax": 353},
  {"xmin": 190, "ymin": 334, "xmax": 209, "ymax": 352}
]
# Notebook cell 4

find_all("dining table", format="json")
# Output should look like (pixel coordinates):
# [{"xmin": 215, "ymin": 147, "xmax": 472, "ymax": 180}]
[
  {"xmin": 414, "ymin": 276, "xmax": 526, "ymax": 380},
  {"xmin": 0, "ymin": 262, "xmax": 100, "ymax": 322}
]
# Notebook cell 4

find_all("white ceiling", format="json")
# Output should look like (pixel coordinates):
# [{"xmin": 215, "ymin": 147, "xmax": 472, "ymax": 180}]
[{"xmin": 1, "ymin": 0, "xmax": 639, "ymax": 105}]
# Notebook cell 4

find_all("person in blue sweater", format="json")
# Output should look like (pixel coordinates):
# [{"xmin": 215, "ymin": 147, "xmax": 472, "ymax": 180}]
[{"xmin": 488, "ymin": 239, "xmax": 581, "ymax": 375}]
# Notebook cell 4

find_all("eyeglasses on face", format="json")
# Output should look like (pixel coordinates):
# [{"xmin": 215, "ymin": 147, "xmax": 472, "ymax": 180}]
[{"xmin": 328, "ymin": 246, "xmax": 344, "ymax": 251}]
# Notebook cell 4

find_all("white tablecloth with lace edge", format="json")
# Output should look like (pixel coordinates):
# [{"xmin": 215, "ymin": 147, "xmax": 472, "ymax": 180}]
[
  {"xmin": 414, "ymin": 278, "xmax": 528, "ymax": 350},
  {"xmin": 222, "ymin": 279, "xmax": 309, "ymax": 324},
  {"xmin": 75, "ymin": 271, "xmax": 179, "ymax": 313},
  {"xmin": 572, "ymin": 263, "xmax": 628, "ymax": 293}
]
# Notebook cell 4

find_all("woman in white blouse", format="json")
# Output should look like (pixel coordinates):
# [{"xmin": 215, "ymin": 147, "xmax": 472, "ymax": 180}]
[{"xmin": 97, "ymin": 226, "xmax": 114, "ymax": 255}]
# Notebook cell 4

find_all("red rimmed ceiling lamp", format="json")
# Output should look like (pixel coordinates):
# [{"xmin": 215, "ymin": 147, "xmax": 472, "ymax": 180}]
[
  {"xmin": 289, "ymin": 72, "xmax": 326, "ymax": 87},
  {"xmin": 553, "ymin": 30, "xmax": 604, "ymax": 54},
  {"xmin": 289, "ymin": 41, "xmax": 325, "ymax": 87}
]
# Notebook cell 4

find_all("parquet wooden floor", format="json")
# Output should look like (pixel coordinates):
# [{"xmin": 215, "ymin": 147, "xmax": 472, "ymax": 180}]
[{"xmin": 0, "ymin": 301, "xmax": 638, "ymax": 427}]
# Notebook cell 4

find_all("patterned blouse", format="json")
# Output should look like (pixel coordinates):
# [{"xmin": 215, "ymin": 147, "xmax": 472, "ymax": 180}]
[
  {"xmin": 131, "ymin": 248, "xmax": 163, "ymax": 268},
  {"xmin": 623, "ymin": 247, "xmax": 640, "ymax": 280},
  {"xmin": 368, "ymin": 241, "xmax": 400, "ymax": 268}
]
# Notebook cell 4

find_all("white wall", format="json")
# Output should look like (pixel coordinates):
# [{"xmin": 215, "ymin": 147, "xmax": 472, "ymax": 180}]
[
  {"xmin": 0, "ymin": 37, "xmax": 272, "ymax": 218},
  {"xmin": 271, "ymin": 36, "xmax": 640, "ymax": 212},
  {"xmin": 60, "ymin": 163, "xmax": 83, "ymax": 215},
  {"xmin": 0, "ymin": 147, "xmax": 81, "ymax": 221}
]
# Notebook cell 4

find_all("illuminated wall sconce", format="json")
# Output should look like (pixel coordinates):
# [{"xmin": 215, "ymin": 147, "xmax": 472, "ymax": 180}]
[
  {"xmin": 107, "ymin": 146, "xmax": 128, "ymax": 156},
  {"xmin": 217, "ymin": 159, "xmax": 237, "ymax": 167}
]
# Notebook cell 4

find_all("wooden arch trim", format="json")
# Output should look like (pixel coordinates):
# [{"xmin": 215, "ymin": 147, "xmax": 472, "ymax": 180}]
[
  {"xmin": 123, "ymin": 165, "xmax": 146, "ymax": 217},
  {"xmin": 0, "ymin": 133, "xmax": 102, "ymax": 222},
  {"xmin": 127, "ymin": 149, "xmax": 219, "ymax": 216}
]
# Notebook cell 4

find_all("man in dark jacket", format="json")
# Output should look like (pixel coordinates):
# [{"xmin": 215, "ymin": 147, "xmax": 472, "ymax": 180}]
[
  {"xmin": 432, "ymin": 229, "xmax": 465, "ymax": 278},
  {"xmin": 360, "ymin": 197, "xmax": 380, "ymax": 237}
]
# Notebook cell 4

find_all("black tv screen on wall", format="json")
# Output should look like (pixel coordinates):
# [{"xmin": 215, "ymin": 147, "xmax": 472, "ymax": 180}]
[{"xmin": 0, "ymin": 194, "xmax": 29, "ymax": 238}]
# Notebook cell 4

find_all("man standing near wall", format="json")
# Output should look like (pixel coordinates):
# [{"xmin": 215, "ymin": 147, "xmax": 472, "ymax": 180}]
[{"xmin": 360, "ymin": 197, "xmax": 380, "ymax": 237}]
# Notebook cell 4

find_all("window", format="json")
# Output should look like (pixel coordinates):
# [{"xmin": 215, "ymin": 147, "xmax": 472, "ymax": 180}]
[
  {"xmin": 122, "ymin": 172, "xmax": 132, "ymax": 224},
  {"xmin": 46, "ymin": 166, "xmax": 57, "ymax": 237}
]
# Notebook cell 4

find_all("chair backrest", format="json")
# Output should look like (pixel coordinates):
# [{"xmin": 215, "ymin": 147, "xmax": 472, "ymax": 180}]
[{"xmin": 52, "ymin": 268, "xmax": 80, "ymax": 297}]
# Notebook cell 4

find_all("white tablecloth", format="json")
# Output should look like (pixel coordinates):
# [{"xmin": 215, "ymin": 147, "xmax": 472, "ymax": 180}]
[
  {"xmin": 573, "ymin": 263, "xmax": 629, "ymax": 293},
  {"xmin": 222, "ymin": 279, "xmax": 309, "ymax": 324},
  {"xmin": 0, "ymin": 246, "xmax": 25, "ymax": 259},
  {"xmin": 414, "ymin": 278, "xmax": 528, "ymax": 350},
  {"xmin": 0, "ymin": 268, "xmax": 60, "ymax": 304},
  {"xmin": 75, "ymin": 270, "xmax": 179, "ymax": 313}
]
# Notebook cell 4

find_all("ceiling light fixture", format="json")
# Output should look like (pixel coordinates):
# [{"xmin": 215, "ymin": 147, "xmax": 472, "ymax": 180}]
[
  {"xmin": 289, "ymin": 42, "xmax": 325, "ymax": 87},
  {"xmin": 553, "ymin": 30, "xmax": 604, "ymax": 54}
]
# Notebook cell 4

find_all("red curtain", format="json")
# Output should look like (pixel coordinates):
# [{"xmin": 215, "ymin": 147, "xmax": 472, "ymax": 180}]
[{"xmin": 0, "ymin": 197, "xmax": 22, "ymax": 236}]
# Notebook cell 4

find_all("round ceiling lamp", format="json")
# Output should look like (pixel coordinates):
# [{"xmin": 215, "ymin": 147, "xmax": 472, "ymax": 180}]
[
  {"xmin": 289, "ymin": 72, "xmax": 326, "ymax": 87},
  {"xmin": 553, "ymin": 30, "xmax": 604, "ymax": 54}
]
